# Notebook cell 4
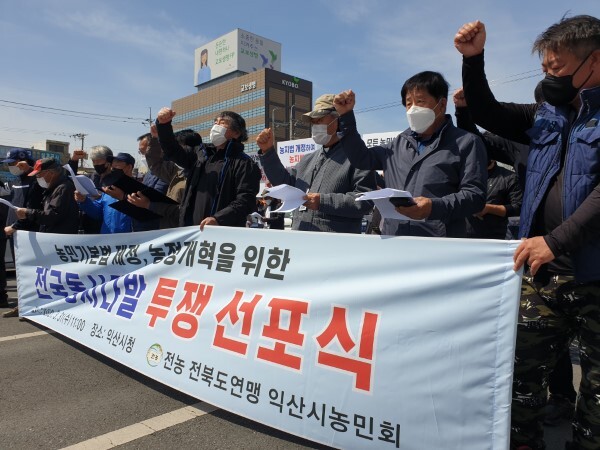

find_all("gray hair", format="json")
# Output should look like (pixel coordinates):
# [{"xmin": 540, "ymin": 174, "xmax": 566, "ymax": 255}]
[
  {"xmin": 532, "ymin": 15, "xmax": 600, "ymax": 59},
  {"xmin": 89, "ymin": 145, "xmax": 113, "ymax": 161},
  {"xmin": 216, "ymin": 111, "xmax": 248, "ymax": 142}
]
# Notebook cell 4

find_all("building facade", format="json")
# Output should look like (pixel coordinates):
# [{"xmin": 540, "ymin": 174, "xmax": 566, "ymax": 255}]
[
  {"xmin": 32, "ymin": 139, "xmax": 70, "ymax": 162},
  {"xmin": 171, "ymin": 68, "xmax": 312, "ymax": 161}
]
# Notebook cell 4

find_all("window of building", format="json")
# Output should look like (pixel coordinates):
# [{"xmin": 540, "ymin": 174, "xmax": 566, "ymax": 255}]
[{"xmin": 269, "ymin": 87, "xmax": 286, "ymax": 105}]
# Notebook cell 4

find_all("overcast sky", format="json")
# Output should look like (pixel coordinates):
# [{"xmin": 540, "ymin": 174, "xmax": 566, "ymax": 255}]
[{"xmin": 0, "ymin": 0, "xmax": 597, "ymax": 168}]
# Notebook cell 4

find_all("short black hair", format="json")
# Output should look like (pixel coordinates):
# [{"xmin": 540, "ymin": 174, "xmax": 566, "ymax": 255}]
[
  {"xmin": 137, "ymin": 133, "xmax": 151, "ymax": 142},
  {"xmin": 401, "ymin": 71, "xmax": 449, "ymax": 106},
  {"xmin": 174, "ymin": 129, "xmax": 203, "ymax": 148}
]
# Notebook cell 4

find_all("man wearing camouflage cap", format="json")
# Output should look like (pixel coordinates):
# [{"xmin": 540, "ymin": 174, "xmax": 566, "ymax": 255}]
[{"xmin": 256, "ymin": 94, "xmax": 376, "ymax": 233}]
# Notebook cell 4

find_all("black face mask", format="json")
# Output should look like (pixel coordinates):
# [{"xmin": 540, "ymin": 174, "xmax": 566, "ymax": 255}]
[
  {"xmin": 94, "ymin": 164, "xmax": 108, "ymax": 175},
  {"xmin": 541, "ymin": 52, "xmax": 594, "ymax": 107},
  {"xmin": 111, "ymin": 168, "xmax": 125, "ymax": 179}
]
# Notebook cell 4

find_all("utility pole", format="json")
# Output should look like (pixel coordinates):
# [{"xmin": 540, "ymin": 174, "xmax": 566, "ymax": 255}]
[
  {"xmin": 70, "ymin": 133, "xmax": 87, "ymax": 170},
  {"xmin": 289, "ymin": 104, "xmax": 296, "ymax": 140},
  {"xmin": 271, "ymin": 107, "xmax": 280, "ymax": 134}
]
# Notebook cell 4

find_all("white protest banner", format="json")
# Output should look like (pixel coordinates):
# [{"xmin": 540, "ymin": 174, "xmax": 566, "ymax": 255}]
[
  {"xmin": 276, "ymin": 138, "xmax": 318, "ymax": 169},
  {"xmin": 362, "ymin": 132, "xmax": 401, "ymax": 148},
  {"xmin": 16, "ymin": 227, "xmax": 521, "ymax": 450}
]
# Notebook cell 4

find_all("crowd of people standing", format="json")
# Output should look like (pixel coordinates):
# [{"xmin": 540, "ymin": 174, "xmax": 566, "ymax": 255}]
[{"xmin": 1, "ymin": 13, "xmax": 599, "ymax": 450}]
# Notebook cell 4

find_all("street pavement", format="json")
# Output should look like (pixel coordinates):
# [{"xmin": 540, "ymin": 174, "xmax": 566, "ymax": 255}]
[{"xmin": 0, "ymin": 271, "xmax": 579, "ymax": 449}]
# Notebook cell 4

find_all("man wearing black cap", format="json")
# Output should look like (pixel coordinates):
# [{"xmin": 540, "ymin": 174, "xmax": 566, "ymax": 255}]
[
  {"xmin": 75, "ymin": 152, "xmax": 137, "ymax": 233},
  {"xmin": 5, "ymin": 158, "xmax": 78, "ymax": 319},
  {"xmin": 2, "ymin": 149, "xmax": 43, "ymax": 235},
  {"xmin": 256, "ymin": 94, "xmax": 376, "ymax": 233},
  {"xmin": 1, "ymin": 149, "xmax": 44, "ymax": 317},
  {"xmin": 14, "ymin": 158, "xmax": 79, "ymax": 234}
]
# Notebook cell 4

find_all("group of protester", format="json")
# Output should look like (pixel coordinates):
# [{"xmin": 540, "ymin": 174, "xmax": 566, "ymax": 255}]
[{"xmin": 0, "ymin": 13, "xmax": 598, "ymax": 450}]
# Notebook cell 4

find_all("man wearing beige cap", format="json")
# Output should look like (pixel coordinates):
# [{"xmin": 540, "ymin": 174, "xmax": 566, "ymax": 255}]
[{"xmin": 256, "ymin": 94, "xmax": 376, "ymax": 233}]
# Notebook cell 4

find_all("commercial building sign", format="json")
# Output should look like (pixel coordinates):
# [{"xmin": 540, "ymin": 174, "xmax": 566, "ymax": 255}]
[{"xmin": 194, "ymin": 29, "xmax": 282, "ymax": 87}]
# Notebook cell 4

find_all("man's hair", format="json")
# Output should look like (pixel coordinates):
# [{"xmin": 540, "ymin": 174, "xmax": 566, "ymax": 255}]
[
  {"xmin": 48, "ymin": 166, "xmax": 63, "ymax": 174},
  {"xmin": 217, "ymin": 111, "xmax": 248, "ymax": 142},
  {"xmin": 174, "ymin": 129, "xmax": 203, "ymax": 147},
  {"xmin": 532, "ymin": 14, "xmax": 600, "ymax": 59},
  {"xmin": 401, "ymin": 71, "xmax": 449, "ymax": 106},
  {"xmin": 89, "ymin": 145, "xmax": 113, "ymax": 162},
  {"xmin": 137, "ymin": 133, "xmax": 151, "ymax": 142}
]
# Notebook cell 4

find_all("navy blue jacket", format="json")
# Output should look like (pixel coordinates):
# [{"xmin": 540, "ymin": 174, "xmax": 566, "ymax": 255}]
[
  {"xmin": 339, "ymin": 111, "xmax": 487, "ymax": 237},
  {"xmin": 520, "ymin": 96, "xmax": 600, "ymax": 281},
  {"xmin": 462, "ymin": 51, "xmax": 600, "ymax": 282}
]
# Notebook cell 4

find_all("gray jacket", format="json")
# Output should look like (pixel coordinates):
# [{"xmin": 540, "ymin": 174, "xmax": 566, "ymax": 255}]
[
  {"xmin": 339, "ymin": 111, "xmax": 487, "ymax": 237},
  {"xmin": 259, "ymin": 141, "xmax": 376, "ymax": 233}
]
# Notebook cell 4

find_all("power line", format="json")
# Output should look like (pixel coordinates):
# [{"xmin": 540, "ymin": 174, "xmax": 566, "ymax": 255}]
[
  {"xmin": 0, "ymin": 137, "xmax": 41, "ymax": 146},
  {"xmin": 356, "ymin": 102, "xmax": 402, "ymax": 114},
  {"xmin": 489, "ymin": 73, "xmax": 541, "ymax": 86},
  {"xmin": 0, "ymin": 103, "xmax": 146, "ymax": 124},
  {"xmin": 0, "ymin": 126, "xmax": 71, "ymax": 137},
  {"xmin": 0, "ymin": 99, "xmax": 147, "ymax": 121},
  {"xmin": 355, "ymin": 68, "xmax": 542, "ymax": 115},
  {"xmin": 487, "ymin": 68, "xmax": 541, "ymax": 83},
  {"xmin": 0, "ymin": 65, "xmax": 542, "ymax": 127}
]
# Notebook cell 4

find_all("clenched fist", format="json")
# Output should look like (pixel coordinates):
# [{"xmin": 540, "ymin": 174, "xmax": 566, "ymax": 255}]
[
  {"xmin": 256, "ymin": 128, "xmax": 274, "ymax": 152},
  {"xmin": 333, "ymin": 90, "xmax": 355, "ymax": 116},
  {"xmin": 454, "ymin": 20, "xmax": 486, "ymax": 57},
  {"xmin": 453, "ymin": 88, "xmax": 467, "ymax": 108},
  {"xmin": 157, "ymin": 107, "xmax": 176, "ymax": 124}
]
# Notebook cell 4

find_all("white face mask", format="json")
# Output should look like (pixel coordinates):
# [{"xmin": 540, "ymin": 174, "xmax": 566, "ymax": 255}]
[
  {"xmin": 311, "ymin": 118, "xmax": 338, "ymax": 146},
  {"xmin": 37, "ymin": 177, "xmax": 49, "ymax": 188},
  {"xmin": 406, "ymin": 100, "xmax": 442, "ymax": 134},
  {"xmin": 209, "ymin": 124, "xmax": 228, "ymax": 147},
  {"xmin": 8, "ymin": 166, "xmax": 24, "ymax": 176}
]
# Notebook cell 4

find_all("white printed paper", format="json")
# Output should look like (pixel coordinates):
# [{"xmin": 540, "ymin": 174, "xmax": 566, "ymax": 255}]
[
  {"xmin": 63, "ymin": 164, "xmax": 99, "ymax": 197},
  {"xmin": 356, "ymin": 188, "xmax": 419, "ymax": 221},
  {"xmin": 264, "ymin": 184, "xmax": 306, "ymax": 213},
  {"xmin": 0, "ymin": 198, "xmax": 17, "ymax": 210}
]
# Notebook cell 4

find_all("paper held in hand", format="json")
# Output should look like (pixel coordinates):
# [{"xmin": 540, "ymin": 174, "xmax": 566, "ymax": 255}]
[
  {"xmin": 356, "ymin": 188, "xmax": 422, "ymax": 221},
  {"xmin": 63, "ymin": 164, "xmax": 100, "ymax": 197},
  {"xmin": 0, "ymin": 198, "xmax": 17, "ymax": 210},
  {"xmin": 263, "ymin": 184, "xmax": 306, "ymax": 213}
]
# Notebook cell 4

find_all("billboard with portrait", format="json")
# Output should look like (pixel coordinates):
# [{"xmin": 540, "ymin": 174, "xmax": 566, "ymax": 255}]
[{"xmin": 194, "ymin": 29, "xmax": 282, "ymax": 87}]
